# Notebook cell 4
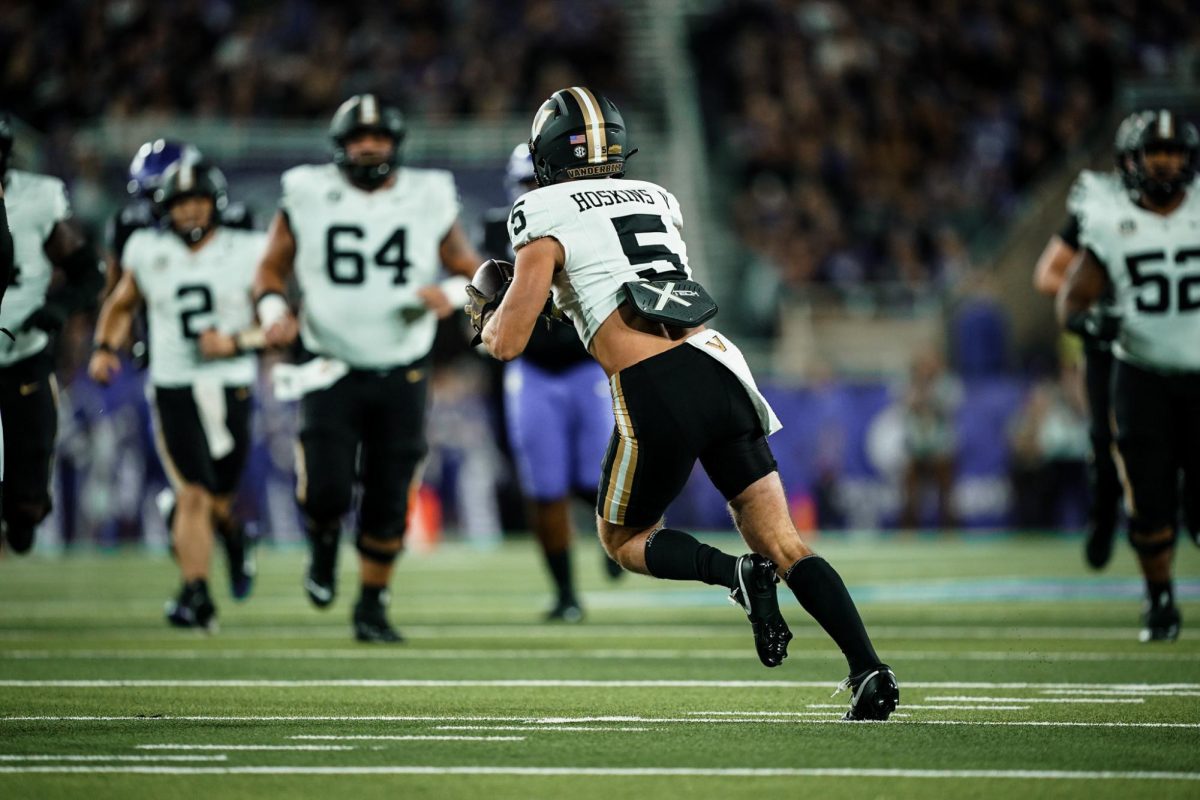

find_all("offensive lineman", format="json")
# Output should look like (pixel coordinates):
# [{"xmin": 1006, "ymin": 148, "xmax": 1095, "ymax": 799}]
[
  {"xmin": 483, "ymin": 145, "xmax": 619, "ymax": 622},
  {"xmin": 470, "ymin": 88, "xmax": 898, "ymax": 719},
  {"xmin": 90, "ymin": 160, "xmax": 266, "ymax": 630},
  {"xmin": 0, "ymin": 113, "xmax": 103, "ymax": 555},
  {"xmin": 1033, "ymin": 111, "xmax": 1150, "ymax": 569},
  {"xmin": 254, "ymin": 95, "xmax": 482, "ymax": 642},
  {"xmin": 1059, "ymin": 110, "xmax": 1200, "ymax": 642}
]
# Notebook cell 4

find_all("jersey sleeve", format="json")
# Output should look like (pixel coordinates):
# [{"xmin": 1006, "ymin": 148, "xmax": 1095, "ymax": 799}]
[
  {"xmin": 121, "ymin": 229, "xmax": 152, "ymax": 288},
  {"xmin": 279, "ymin": 167, "xmax": 306, "ymax": 218},
  {"xmin": 508, "ymin": 188, "xmax": 562, "ymax": 251},
  {"xmin": 47, "ymin": 177, "xmax": 71, "ymax": 225},
  {"xmin": 665, "ymin": 191, "xmax": 684, "ymax": 234}
]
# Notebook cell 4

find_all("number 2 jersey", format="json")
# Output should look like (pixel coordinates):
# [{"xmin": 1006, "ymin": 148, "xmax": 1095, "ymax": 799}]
[
  {"xmin": 1074, "ymin": 171, "xmax": 1200, "ymax": 372},
  {"xmin": 0, "ymin": 169, "xmax": 71, "ymax": 366},
  {"xmin": 280, "ymin": 163, "xmax": 461, "ymax": 368},
  {"xmin": 124, "ymin": 227, "xmax": 265, "ymax": 388},
  {"xmin": 507, "ymin": 178, "xmax": 691, "ymax": 349}
]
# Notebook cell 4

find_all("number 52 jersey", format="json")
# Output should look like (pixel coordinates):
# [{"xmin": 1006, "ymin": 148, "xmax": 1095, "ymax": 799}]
[
  {"xmin": 508, "ymin": 178, "xmax": 691, "ymax": 350},
  {"xmin": 1077, "ymin": 178, "xmax": 1200, "ymax": 373},
  {"xmin": 124, "ymin": 227, "xmax": 265, "ymax": 388},
  {"xmin": 280, "ymin": 164, "xmax": 461, "ymax": 368}
]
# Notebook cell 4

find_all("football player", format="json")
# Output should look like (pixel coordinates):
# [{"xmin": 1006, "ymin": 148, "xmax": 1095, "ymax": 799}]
[
  {"xmin": 483, "ymin": 145, "xmax": 619, "ymax": 623},
  {"xmin": 471, "ymin": 88, "xmax": 898, "ymax": 720},
  {"xmin": 1034, "ymin": 110, "xmax": 1151, "ymax": 569},
  {"xmin": 89, "ymin": 159, "xmax": 266, "ymax": 631},
  {"xmin": 253, "ymin": 95, "xmax": 482, "ymax": 642},
  {"xmin": 0, "ymin": 112, "xmax": 103, "ymax": 555},
  {"xmin": 1059, "ymin": 110, "xmax": 1200, "ymax": 642}
]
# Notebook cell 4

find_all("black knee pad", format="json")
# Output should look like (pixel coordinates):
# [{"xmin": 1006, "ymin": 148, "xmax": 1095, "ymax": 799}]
[
  {"xmin": 301, "ymin": 484, "xmax": 353, "ymax": 528},
  {"xmin": 356, "ymin": 523, "xmax": 405, "ymax": 565},
  {"xmin": 1128, "ymin": 521, "xmax": 1176, "ymax": 556},
  {"xmin": 4, "ymin": 499, "xmax": 49, "ymax": 554}
]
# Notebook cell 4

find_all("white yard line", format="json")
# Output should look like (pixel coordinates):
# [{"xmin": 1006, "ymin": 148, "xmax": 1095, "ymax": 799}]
[
  {"xmin": 0, "ymin": 714, "xmax": 1193, "ymax": 728},
  {"xmin": 433, "ymin": 726, "xmax": 655, "ymax": 732},
  {"xmin": 0, "ymin": 649, "xmax": 1194, "ymax": 662},
  {"xmin": 925, "ymin": 696, "xmax": 1144, "ymax": 704},
  {"xmin": 0, "ymin": 624, "xmax": 1155, "ymax": 641},
  {"xmin": 2, "ymin": 679, "xmax": 1198, "ymax": 689},
  {"xmin": 0, "ymin": 765, "xmax": 1195, "ymax": 780},
  {"xmin": 135, "ymin": 744, "xmax": 355, "ymax": 751},
  {"xmin": 1042, "ymin": 689, "xmax": 1200, "ymax": 698},
  {"xmin": 0, "ymin": 755, "xmax": 227, "ymax": 762},
  {"xmin": 290, "ymin": 735, "xmax": 526, "ymax": 742}
]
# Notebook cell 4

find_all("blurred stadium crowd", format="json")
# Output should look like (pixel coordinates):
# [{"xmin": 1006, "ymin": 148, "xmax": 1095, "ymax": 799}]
[
  {"xmin": 1, "ymin": 0, "xmax": 1197, "ymax": 548},
  {"xmin": 693, "ymin": 0, "xmax": 1198, "ymax": 298}
]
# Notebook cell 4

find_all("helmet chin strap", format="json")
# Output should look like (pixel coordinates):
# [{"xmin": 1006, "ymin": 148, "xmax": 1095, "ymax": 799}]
[
  {"xmin": 174, "ymin": 221, "xmax": 214, "ymax": 245},
  {"xmin": 344, "ymin": 161, "xmax": 392, "ymax": 190}
]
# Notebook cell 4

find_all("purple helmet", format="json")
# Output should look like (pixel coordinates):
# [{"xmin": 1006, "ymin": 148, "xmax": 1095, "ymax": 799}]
[{"xmin": 127, "ymin": 139, "xmax": 201, "ymax": 198}]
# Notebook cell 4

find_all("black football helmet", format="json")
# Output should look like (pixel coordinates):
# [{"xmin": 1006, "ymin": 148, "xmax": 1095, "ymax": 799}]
[
  {"xmin": 528, "ymin": 87, "xmax": 634, "ymax": 187},
  {"xmin": 330, "ymin": 94, "xmax": 405, "ymax": 189},
  {"xmin": 0, "ymin": 112, "xmax": 12, "ymax": 178},
  {"xmin": 154, "ymin": 159, "xmax": 228, "ymax": 243},
  {"xmin": 1130, "ymin": 110, "xmax": 1199, "ymax": 204},
  {"xmin": 1113, "ymin": 110, "xmax": 1154, "ymax": 189}
]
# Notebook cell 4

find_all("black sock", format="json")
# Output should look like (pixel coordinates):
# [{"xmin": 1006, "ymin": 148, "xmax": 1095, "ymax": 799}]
[
  {"xmin": 1147, "ymin": 579, "xmax": 1174, "ymax": 608},
  {"xmin": 644, "ymin": 528, "xmax": 738, "ymax": 589},
  {"xmin": 544, "ymin": 549, "xmax": 576, "ymax": 603},
  {"xmin": 785, "ymin": 556, "xmax": 880, "ymax": 675},
  {"xmin": 359, "ymin": 585, "xmax": 388, "ymax": 607}
]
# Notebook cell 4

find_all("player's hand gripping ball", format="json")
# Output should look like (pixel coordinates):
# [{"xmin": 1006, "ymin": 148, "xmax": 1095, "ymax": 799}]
[{"xmin": 465, "ymin": 258, "xmax": 514, "ymax": 345}]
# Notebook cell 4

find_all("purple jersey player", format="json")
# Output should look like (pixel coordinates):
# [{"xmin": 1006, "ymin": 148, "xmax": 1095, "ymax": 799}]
[{"xmin": 483, "ymin": 145, "xmax": 620, "ymax": 621}]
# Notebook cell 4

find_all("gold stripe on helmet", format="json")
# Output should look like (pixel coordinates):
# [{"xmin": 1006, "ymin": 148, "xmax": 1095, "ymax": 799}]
[
  {"xmin": 566, "ymin": 86, "xmax": 607, "ymax": 164},
  {"xmin": 361, "ymin": 94, "xmax": 379, "ymax": 124}
]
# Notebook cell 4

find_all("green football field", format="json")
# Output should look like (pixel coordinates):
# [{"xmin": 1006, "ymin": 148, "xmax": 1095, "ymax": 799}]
[{"xmin": 0, "ymin": 533, "xmax": 1198, "ymax": 799}]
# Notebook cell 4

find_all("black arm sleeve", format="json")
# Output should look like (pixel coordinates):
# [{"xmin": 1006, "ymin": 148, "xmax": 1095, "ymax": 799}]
[
  {"xmin": 1058, "ymin": 214, "xmax": 1081, "ymax": 250},
  {"xmin": 0, "ymin": 198, "xmax": 12, "ymax": 313}
]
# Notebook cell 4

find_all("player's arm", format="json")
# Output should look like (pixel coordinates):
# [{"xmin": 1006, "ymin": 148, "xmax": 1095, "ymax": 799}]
[
  {"xmin": 31, "ymin": 218, "xmax": 103, "ymax": 332},
  {"xmin": 1033, "ymin": 236, "xmax": 1078, "ymax": 296},
  {"xmin": 416, "ymin": 220, "xmax": 484, "ymax": 320},
  {"xmin": 481, "ymin": 236, "xmax": 561, "ymax": 361},
  {"xmin": 252, "ymin": 210, "xmax": 299, "ymax": 348},
  {"xmin": 88, "ymin": 268, "xmax": 143, "ymax": 385},
  {"xmin": 198, "ymin": 326, "xmax": 268, "ymax": 361},
  {"xmin": 1056, "ymin": 248, "xmax": 1115, "ymax": 339}
]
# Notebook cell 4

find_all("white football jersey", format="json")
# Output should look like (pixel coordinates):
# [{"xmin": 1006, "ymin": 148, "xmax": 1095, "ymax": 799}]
[
  {"xmin": 280, "ymin": 164, "xmax": 461, "ymax": 368},
  {"xmin": 0, "ymin": 169, "xmax": 72, "ymax": 366},
  {"xmin": 1077, "ymin": 178, "xmax": 1200, "ymax": 372},
  {"xmin": 508, "ymin": 178, "xmax": 691, "ymax": 348},
  {"xmin": 125, "ymin": 227, "xmax": 264, "ymax": 388}
]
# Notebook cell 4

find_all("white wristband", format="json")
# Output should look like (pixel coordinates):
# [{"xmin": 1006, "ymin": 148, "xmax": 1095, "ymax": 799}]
[
  {"xmin": 439, "ymin": 275, "xmax": 471, "ymax": 308},
  {"xmin": 256, "ymin": 294, "xmax": 289, "ymax": 327}
]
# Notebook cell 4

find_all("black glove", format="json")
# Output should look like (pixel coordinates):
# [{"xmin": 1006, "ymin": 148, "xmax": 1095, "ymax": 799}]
[
  {"xmin": 465, "ymin": 280, "xmax": 510, "ymax": 346},
  {"xmin": 1066, "ymin": 307, "xmax": 1121, "ymax": 343}
]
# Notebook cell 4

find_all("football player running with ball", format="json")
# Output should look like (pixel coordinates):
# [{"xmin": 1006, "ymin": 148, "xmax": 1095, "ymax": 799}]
[
  {"xmin": 1060, "ymin": 110, "xmax": 1200, "ymax": 643},
  {"xmin": 254, "ymin": 95, "xmax": 481, "ymax": 643},
  {"xmin": 468, "ymin": 88, "xmax": 898, "ymax": 720}
]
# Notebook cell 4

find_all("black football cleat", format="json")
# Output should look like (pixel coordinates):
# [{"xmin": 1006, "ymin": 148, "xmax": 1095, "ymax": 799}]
[
  {"xmin": 729, "ymin": 554, "xmax": 792, "ymax": 668},
  {"xmin": 838, "ymin": 664, "xmax": 900, "ymax": 721},
  {"xmin": 1139, "ymin": 600, "xmax": 1181, "ymax": 643},
  {"xmin": 353, "ymin": 594, "xmax": 403, "ymax": 643},
  {"xmin": 545, "ymin": 599, "xmax": 584, "ymax": 623},
  {"xmin": 304, "ymin": 529, "xmax": 340, "ymax": 609},
  {"xmin": 165, "ymin": 580, "xmax": 218, "ymax": 634},
  {"xmin": 219, "ymin": 523, "xmax": 256, "ymax": 601},
  {"xmin": 4, "ymin": 521, "xmax": 35, "ymax": 555}
]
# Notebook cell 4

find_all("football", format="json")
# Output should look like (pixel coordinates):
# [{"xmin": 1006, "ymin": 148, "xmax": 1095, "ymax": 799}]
[{"xmin": 469, "ymin": 258, "xmax": 514, "ymax": 301}]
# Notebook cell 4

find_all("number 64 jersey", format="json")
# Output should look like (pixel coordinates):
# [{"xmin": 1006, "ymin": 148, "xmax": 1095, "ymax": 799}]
[
  {"xmin": 508, "ymin": 178, "xmax": 691, "ymax": 350},
  {"xmin": 124, "ymin": 227, "xmax": 264, "ymax": 388},
  {"xmin": 1076, "ymin": 176, "xmax": 1200, "ymax": 372},
  {"xmin": 280, "ymin": 163, "xmax": 461, "ymax": 368}
]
